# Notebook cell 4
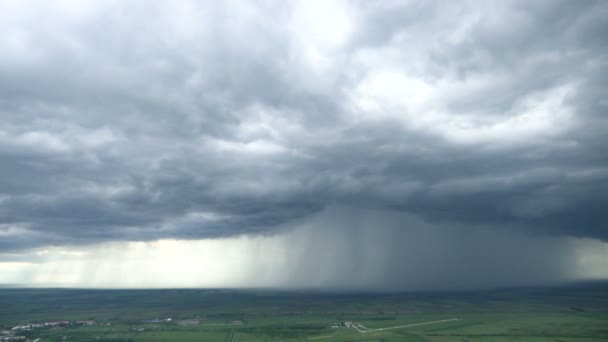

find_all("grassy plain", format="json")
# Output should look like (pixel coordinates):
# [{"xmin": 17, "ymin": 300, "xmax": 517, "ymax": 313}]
[{"xmin": 1, "ymin": 282, "xmax": 607, "ymax": 341}]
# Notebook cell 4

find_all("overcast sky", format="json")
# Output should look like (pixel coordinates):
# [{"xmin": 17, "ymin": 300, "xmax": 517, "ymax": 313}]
[{"xmin": 0, "ymin": 0, "xmax": 607, "ymax": 290}]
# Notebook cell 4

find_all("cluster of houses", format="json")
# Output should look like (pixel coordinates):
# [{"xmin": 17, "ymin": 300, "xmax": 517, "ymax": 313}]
[
  {"xmin": 139, "ymin": 318, "xmax": 243, "ymax": 326},
  {"xmin": 0, "ymin": 330, "xmax": 40, "ymax": 342},
  {"xmin": 139, "ymin": 318, "xmax": 172, "ymax": 324},
  {"xmin": 0, "ymin": 320, "xmax": 97, "ymax": 341},
  {"xmin": 330, "ymin": 321, "xmax": 353, "ymax": 328},
  {"xmin": 10, "ymin": 321, "xmax": 95, "ymax": 332},
  {"xmin": 1, "ymin": 335, "xmax": 42, "ymax": 342}
]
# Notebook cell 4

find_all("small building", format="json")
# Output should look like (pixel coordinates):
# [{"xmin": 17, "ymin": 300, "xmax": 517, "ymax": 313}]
[
  {"xmin": 177, "ymin": 319, "xmax": 200, "ymax": 326},
  {"xmin": 140, "ymin": 319, "xmax": 162, "ymax": 324},
  {"xmin": 75, "ymin": 320, "xmax": 95, "ymax": 326}
]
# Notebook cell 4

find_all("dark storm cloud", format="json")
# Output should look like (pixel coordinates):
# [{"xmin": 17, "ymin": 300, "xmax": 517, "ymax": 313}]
[{"xmin": 0, "ymin": 0, "xmax": 607, "ymax": 252}]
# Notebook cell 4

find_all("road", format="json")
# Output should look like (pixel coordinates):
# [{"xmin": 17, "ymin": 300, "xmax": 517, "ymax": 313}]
[
  {"xmin": 352, "ymin": 318, "xmax": 460, "ymax": 333},
  {"xmin": 225, "ymin": 330, "xmax": 238, "ymax": 342}
]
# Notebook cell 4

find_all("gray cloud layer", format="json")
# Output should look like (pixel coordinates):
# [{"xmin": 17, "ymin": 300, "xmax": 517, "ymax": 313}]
[{"xmin": 0, "ymin": 0, "xmax": 607, "ymax": 252}]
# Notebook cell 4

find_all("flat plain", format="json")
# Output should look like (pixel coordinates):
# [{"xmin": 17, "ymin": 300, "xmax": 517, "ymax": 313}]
[{"xmin": 1, "ymin": 282, "xmax": 607, "ymax": 341}]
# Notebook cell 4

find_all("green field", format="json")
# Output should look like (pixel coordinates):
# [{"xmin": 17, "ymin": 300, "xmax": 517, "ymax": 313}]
[{"xmin": 1, "ymin": 282, "xmax": 607, "ymax": 341}]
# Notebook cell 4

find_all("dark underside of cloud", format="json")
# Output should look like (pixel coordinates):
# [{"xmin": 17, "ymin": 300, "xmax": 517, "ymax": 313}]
[{"xmin": 0, "ymin": 0, "xmax": 607, "ymax": 264}]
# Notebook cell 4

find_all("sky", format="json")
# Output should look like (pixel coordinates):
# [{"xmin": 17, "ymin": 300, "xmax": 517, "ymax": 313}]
[{"xmin": 0, "ymin": 0, "xmax": 607, "ymax": 290}]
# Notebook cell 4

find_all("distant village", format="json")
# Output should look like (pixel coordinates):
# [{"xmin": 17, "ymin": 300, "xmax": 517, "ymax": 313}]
[
  {"xmin": 1, "ymin": 317, "xmax": 246, "ymax": 341},
  {"xmin": 1, "ymin": 320, "xmax": 96, "ymax": 342}
]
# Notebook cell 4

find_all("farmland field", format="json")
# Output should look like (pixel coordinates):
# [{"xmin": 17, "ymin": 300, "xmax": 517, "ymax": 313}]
[{"xmin": 1, "ymin": 282, "xmax": 607, "ymax": 341}]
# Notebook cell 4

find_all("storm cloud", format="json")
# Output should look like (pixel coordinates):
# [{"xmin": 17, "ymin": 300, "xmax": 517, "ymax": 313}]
[
  {"xmin": 0, "ymin": 0, "xmax": 607, "ymax": 288},
  {"xmin": 1, "ymin": 207, "xmax": 595, "ymax": 290}
]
